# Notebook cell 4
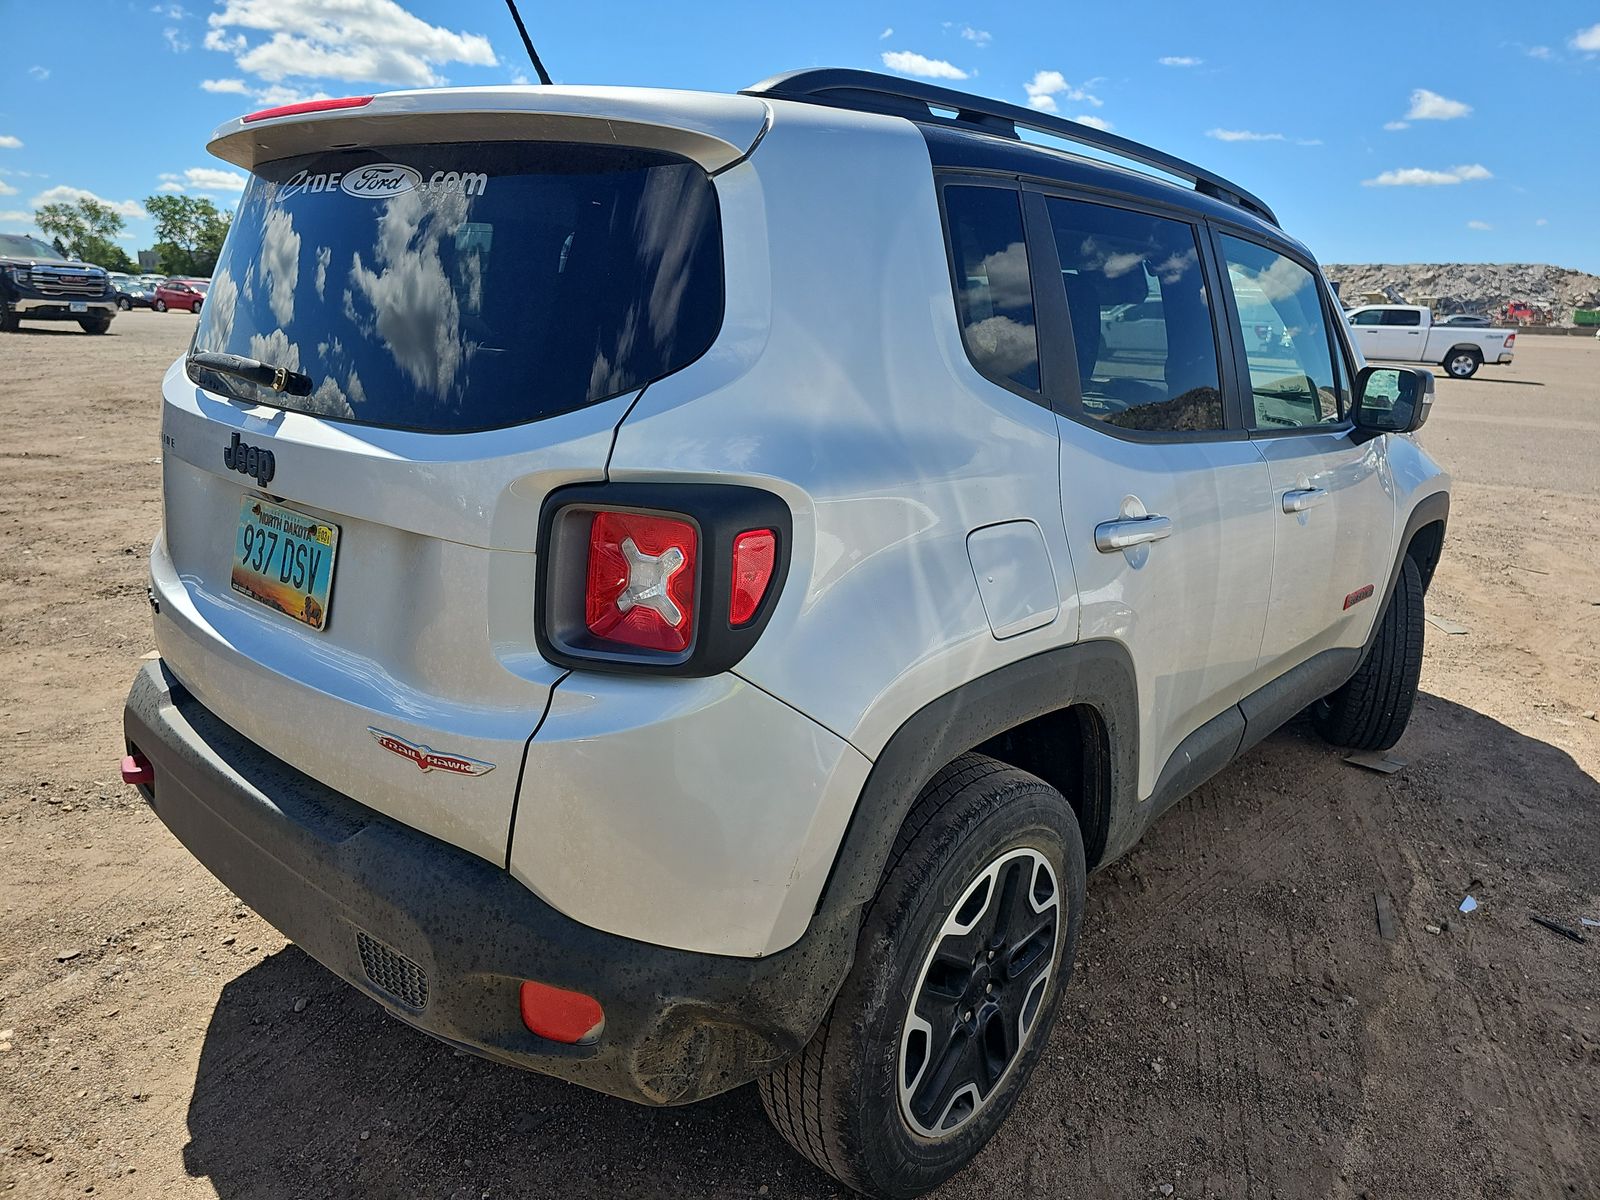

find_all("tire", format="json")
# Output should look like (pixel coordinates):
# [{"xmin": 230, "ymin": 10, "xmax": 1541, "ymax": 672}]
[
  {"xmin": 1313, "ymin": 555, "xmax": 1424, "ymax": 751},
  {"xmin": 759, "ymin": 753, "xmax": 1086, "ymax": 1199},
  {"xmin": 118, "ymin": 297, "xmax": 132, "ymax": 311},
  {"xmin": 79, "ymin": 316, "xmax": 112, "ymax": 334},
  {"xmin": 192, "ymin": 298, "xmax": 203, "ymax": 314},
  {"xmin": 0, "ymin": 310, "xmax": 17, "ymax": 333},
  {"xmin": 153, "ymin": 298, "xmax": 167, "ymax": 312},
  {"xmin": 1443, "ymin": 346, "xmax": 1481, "ymax": 379}
]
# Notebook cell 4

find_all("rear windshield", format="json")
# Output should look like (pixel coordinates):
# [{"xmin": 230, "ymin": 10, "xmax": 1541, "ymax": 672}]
[{"xmin": 190, "ymin": 141, "xmax": 723, "ymax": 433}]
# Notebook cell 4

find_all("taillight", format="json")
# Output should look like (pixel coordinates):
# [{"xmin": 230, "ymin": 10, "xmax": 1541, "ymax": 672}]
[
  {"xmin": 1504, "ymin": 333, "xmax": 1516, "ymax": 349},
  {"xmin": 730, "ymin": 529, "xmax": 777, "ymax": 625},
  {"xmin": 242, "ymin": 95, "xmax": 374, "ymax": 123},
  {"xmin": 537, "ymin": 484, "xmax": 791, "ymax": 676},
  {"xmin": 584, "ymin": 511, "xmax": 698, "ymax": 652}
]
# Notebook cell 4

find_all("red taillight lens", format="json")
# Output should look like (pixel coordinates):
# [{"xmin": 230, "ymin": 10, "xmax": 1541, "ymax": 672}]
[
  {"xmin": 584, "ymin": 511, "xmax": 698, "ymax": 652},
  {"xmin": 242, "ymin": 95, "xmax": 374, "ymax": 123},
  {"xmin": 1504, "ymin": 333, "xmax": 1516, "ymax": 349},
  {"xmin": 519, "ymin": 980, "xmax": 604, "ymax": 1044},
  {"xmin": 120, "ymin": 752, "xmax": 154, "ymax": 787},
  {"xmin": 730, "ymin": 529, "xmax": 777, "ymax": 625}
]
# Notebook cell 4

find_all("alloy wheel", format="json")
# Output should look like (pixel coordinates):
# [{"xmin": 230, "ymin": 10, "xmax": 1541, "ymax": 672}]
[{"xmin": 897, "ymin": 847, "xmax": 1060, "ymax": 1139}]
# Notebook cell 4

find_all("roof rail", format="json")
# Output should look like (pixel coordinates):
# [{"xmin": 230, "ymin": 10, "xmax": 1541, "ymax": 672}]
[{"xmin": 741, "ymin": 68, "xmax": 1280, "ymax": 228}]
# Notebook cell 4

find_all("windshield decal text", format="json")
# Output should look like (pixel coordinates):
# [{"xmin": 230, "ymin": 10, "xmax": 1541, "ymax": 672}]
[{"xmin": 275, "ymin": 165, "xmax": 490, "ymax": 202}]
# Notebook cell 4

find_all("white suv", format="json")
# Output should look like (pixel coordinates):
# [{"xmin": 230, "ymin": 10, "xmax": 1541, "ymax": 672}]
[{"xmin": 122, "ymin": 69, "xmax": 1449, "ymax": 1197}]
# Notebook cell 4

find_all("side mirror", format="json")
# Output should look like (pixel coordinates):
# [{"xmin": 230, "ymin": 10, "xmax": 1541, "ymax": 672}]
[{"xmin": 1353, "ymin": 365, "xmax": 1434, "ymax": 434}]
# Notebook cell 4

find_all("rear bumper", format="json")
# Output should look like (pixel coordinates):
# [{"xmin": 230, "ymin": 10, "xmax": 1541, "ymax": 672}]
[
  {"xmin": 123, "ymin": 660, "xmax": 854, "ymax": 1105},
  {"xmin": 1496, "ymin": 352, "xmax": 1515, "ymax": 364}
]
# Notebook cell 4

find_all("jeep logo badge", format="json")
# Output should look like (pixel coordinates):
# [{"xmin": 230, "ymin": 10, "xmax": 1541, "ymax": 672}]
[
  {"xmin": 340, "ymin": 164, "xmax": 422, "ymax": 199},
  {"xmin": 223, "ymin": 431, "xmax": 276, "ymax": 487}
]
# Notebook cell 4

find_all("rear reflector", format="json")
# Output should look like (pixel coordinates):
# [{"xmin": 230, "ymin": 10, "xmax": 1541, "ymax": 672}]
[
  {"xmin": 120, "ymin": 752, "xmax": 154, "ymax": 787},
  {"xmin": 584, "ymin": 511, "xmax": 698, "ymax": 653},
  {"xmin": 519, "ymin": 980, "xmax": 604, "ymax": 1044},
  {"xmin": 730, "ymin": 528, "xmax": 777, "ymax": 625},
  {"xmin": 242, "ymin": 95, "xmax": 374, "ymax": 123}
]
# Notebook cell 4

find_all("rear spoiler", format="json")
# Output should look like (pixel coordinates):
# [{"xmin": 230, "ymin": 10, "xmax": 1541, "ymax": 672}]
[{"xmin": 207, "ymin": 86, "xmax": 771, "ymax": 175}]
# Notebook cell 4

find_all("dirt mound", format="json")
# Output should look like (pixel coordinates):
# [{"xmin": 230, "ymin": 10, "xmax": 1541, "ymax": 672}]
[{"xmin": 1325, "ymin": 262, "xmax": 1600, "ymax": 324}]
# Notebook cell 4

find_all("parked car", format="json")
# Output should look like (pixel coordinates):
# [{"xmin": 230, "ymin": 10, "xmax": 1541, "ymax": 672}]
[
  {"xmin": 123, "ymin": 71, "xmax": 1449, "ymax": 1199},
  {"xmin": 113, "ymin": 278, "xmax": 156, "ymax": 310},
  {"xmin": 152, "ymin": 277, "xmax": 209, "ymax": 313},
  {"xmin": 1346, "ymin": 304, "xmax": 1514, "ymax": 378},
  {"xmin": 1437, "ymin": 313, "xmax": 1492, "ymax": 327},
  {"xmin": 0, "ymin": 233, "xmax": 118, "ymax": 333}
]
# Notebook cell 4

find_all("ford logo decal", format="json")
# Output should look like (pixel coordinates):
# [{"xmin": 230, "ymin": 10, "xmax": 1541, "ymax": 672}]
[{"xmin": 340, "ymin": 164, "xmax": 422, "ymax": 199}]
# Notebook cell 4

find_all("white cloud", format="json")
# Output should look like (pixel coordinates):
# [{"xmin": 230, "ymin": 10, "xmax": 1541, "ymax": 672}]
[
  {"xmin": 1024, "ymin": 70, "xmax": 1102, "ymax": 114},
  {"xmin": 159, "ymin": 167, "xmax": 249, "ymax": 192},
  {"xmin": 29, "ymin": 185, "xmax": 148, "ymax": 219},
  {"xmin": 201, "ymin": 77, "xmax": 251, "ymax": 93},
  {"xmin": 881, "ymin": 50, "xmax": 968, "ymax": 80},
  {"xmin": 1405, "ymin": 88, "xmax": 1471, "ymax": 120},
  {"xmin": 0, "ymin": 136, "xmax": 21, "ymax": 150},
  {"xmin": 1572, "ymin": 22, "xmax": 1600, "ymax": 51},
  {"xmin": 1384, "ymin": 120, "xmax": 1409, "ymax": 131},
  {"xmin": 1362, "ymin": 164, "xmax": 1493, "ymax": 187},
  {"xmin": 0, "ymin": 180, "xmax": 15, "ymax": 196},
  {"xmin": 0, "ymin": 209, "xmax": 33, "ymax": 224},
  {"xmin": 164, "ymin": 27, "xmax": 192, "ymax": 53},
  {"xmin": 1527, "ymin": 45, "xmax": 1553, "ymax": 59},
  {"xmin": 1158, "ymin": 56, "xmax": 1202, "ymax": 67},
  {"xmin": 1208, "ymin": 128, "xmax": 1286, "ymax": 142},
  {"xmin": 961, "ymin": 26, "xmax": 992, "ymax": 45},
  {"xmin": 28, "ymin": 66, "xmax": 49, "ymax": 81},
  {"xmin": 250, "ymin": 83, "xmax": 332, "ymax": 107},
  {"xmin": 206, "ymin": 0, "xmax": 497, "ymax": 88},
  {"xmin": 1466, "ymin": 220, "xmax": 1492, "ymax": 231},
  {"xmin": 1073, "ymin": 115, "xmax": 1114, "ymax": 132},
  {"xmin": 152, "ymin": 3, "xmax": 189, "ymax": 16},
  {"xmin": 879, "ymin": 26, "xmax": 893, "ymax": 39},
  {"xmin": 1536, "ymin": 217, "xmax": 1549, "ymax": 227}
]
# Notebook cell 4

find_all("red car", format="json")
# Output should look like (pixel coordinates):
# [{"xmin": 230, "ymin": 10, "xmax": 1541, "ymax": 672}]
[{"xmin": 153, "ymin": 278, "xmax": 210, "ymax": 313}]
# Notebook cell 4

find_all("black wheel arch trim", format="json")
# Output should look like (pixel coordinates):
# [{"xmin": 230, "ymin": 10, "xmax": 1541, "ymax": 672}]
[
  {"xmin": 1368, "ymin": 491, "xmax": 1449, "ymax": 656},
  {"xmin": 810, "ymin": 640, "xmax": 1141, "ymax": 934}
]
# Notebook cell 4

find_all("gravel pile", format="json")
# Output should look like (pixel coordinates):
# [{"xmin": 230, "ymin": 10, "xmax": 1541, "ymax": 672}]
[{"xmin": 1324, "ymin": 262, "xmax": 1600, "ymax": 324}]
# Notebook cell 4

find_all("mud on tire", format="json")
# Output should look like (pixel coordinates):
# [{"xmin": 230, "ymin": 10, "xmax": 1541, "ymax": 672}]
[
  {"xmin": 1314, "ymin": 554, "xmax": 1425, "ymax": 751},
  {"xmin": 758, "ymin": 752, "xmax": 1085, "ymax": 1199}
]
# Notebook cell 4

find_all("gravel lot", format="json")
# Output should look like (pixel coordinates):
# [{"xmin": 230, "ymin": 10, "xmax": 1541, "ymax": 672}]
[{"xmin": 1, "ymin": 312, "xmax": 1597, "ymax": 1199}]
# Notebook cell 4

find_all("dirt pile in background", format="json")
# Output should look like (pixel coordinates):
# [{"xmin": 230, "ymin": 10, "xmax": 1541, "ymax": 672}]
[{"xmin": 1325, "ymin": 262, "xmax": 1600, "ymax": 323}]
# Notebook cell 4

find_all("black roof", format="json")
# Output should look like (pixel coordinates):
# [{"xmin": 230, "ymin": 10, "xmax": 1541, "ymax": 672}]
[{"xmin": 743, "ymin": 68, "xmax": 1285, "ymax": 233}]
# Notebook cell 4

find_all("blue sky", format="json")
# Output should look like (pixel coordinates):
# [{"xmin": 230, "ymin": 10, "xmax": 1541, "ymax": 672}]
[{"xmin": 4, "ymin": 1, "xmax": 1599, "ymax": 271}]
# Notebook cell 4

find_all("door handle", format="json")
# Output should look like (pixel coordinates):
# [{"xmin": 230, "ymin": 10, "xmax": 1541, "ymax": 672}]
[
  {"xmin": 1094, "ymin": 514, "xmax": 1172, "ymax": 552},
  {"xmin": 1282, "ymin": 487, "xmax": 1329, "ymax": 514}
]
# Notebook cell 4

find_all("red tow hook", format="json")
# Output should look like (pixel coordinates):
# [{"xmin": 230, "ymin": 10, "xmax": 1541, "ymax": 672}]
[{"xmin": 120, "ymin": 752, "xmax": 154, "ymax": 787}]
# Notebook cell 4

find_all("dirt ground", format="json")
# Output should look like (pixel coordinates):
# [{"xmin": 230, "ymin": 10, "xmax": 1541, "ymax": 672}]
[{"xmin": 1, "ymin": 312, "xmax": 1597, "ymax": 1200}]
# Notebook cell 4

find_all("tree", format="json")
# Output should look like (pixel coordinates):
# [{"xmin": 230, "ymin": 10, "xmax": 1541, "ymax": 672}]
[
  {"xmin": 145, "ymin": 194, "xmax": 233, "ymax": 276},
  {"xmin": 32, "ymin": 198, "xmax": 137, "ymax": 272}
]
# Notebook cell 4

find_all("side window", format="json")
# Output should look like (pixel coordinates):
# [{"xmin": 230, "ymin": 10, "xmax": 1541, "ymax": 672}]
[
  {"xmin": 1381, "ymin": 308, "xmax": 1422, "ymax": 327},
  {"xmin": 943, "ymin": 185, "xmax": 1040, "ymax": 393},
  {"xmin": 1217, "ymin": 235, "xmax": 1342, "ymax": 430},
  {"xmin": 1351, "ymin": 309, "xmax": 1384, "ymax": 326},
  {"xmin": 1043, "ymin": 196, "xmax": 1224, "ymax": 433}
]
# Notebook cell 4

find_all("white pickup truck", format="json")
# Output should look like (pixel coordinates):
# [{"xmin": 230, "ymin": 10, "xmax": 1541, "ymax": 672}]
[{"xmin": 1345, "ymin": 304, "xmax": 1515, "ymax": 379}]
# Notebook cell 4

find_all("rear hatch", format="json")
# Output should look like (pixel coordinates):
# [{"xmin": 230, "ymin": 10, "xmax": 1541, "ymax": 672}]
[{"xmin": 153, "ymin": 88, "xmax": 763, "ymax": 867}]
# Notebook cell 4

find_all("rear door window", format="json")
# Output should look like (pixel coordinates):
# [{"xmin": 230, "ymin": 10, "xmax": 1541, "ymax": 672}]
[
  {"xmin": 191, "ymin": 141, "xmax": 724, "ymax": 433},
  {"xmin": 1042, "ymin": 196, "xmax": 1225, "ymax": 434}
]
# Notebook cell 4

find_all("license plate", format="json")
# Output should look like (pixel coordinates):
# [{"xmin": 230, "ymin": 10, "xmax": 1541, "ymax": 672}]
[
  {"xmin": 70, "ymin": 301, "xmax": 87, "ymax": 313},
  {"xmin": 231, "ymin": 497, "xmax": 340, "ymax": 630}
]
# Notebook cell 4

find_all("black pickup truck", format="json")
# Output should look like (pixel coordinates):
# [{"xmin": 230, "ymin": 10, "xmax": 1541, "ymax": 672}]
[{"xmin": 0, "ymin": 234, "xmax": 119, "ymax": 334}]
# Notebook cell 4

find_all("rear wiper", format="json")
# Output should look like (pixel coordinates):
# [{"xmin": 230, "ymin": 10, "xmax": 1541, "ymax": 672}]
[{"xmin": 188, "ymin": 350, "xmax": 313, "ymax": 397}]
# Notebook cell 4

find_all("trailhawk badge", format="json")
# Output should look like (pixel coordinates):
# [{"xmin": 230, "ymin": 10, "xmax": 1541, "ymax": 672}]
[{"xmin": 368, "ymin": 728, "xmax": 495, "ymax": 776}]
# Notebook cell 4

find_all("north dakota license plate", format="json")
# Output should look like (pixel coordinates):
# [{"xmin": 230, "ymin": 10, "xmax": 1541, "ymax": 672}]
[{"xmin": 231, "ymin": 497, "xmax": 340, "ymax": 631}]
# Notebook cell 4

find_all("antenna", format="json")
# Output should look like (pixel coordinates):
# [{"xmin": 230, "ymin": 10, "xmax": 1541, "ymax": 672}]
[{"xmin": 503, "ymin": 0, "xmax": 553, "ymax": 86}]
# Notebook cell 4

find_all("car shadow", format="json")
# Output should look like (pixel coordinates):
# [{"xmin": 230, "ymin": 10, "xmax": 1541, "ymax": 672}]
[
  {"xmin": 11, "ymin": 325, "xmax": 110, "ymax": 336},
  {"xmin": 178, "ymin": 692, "xmax": 1600, "ymax": 1199}
]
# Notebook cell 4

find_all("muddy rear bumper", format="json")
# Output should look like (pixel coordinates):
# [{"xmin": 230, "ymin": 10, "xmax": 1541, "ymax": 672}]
[{"xmin": 122, "ymin": 660, "xmax": 854, "ymax": 1105}]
